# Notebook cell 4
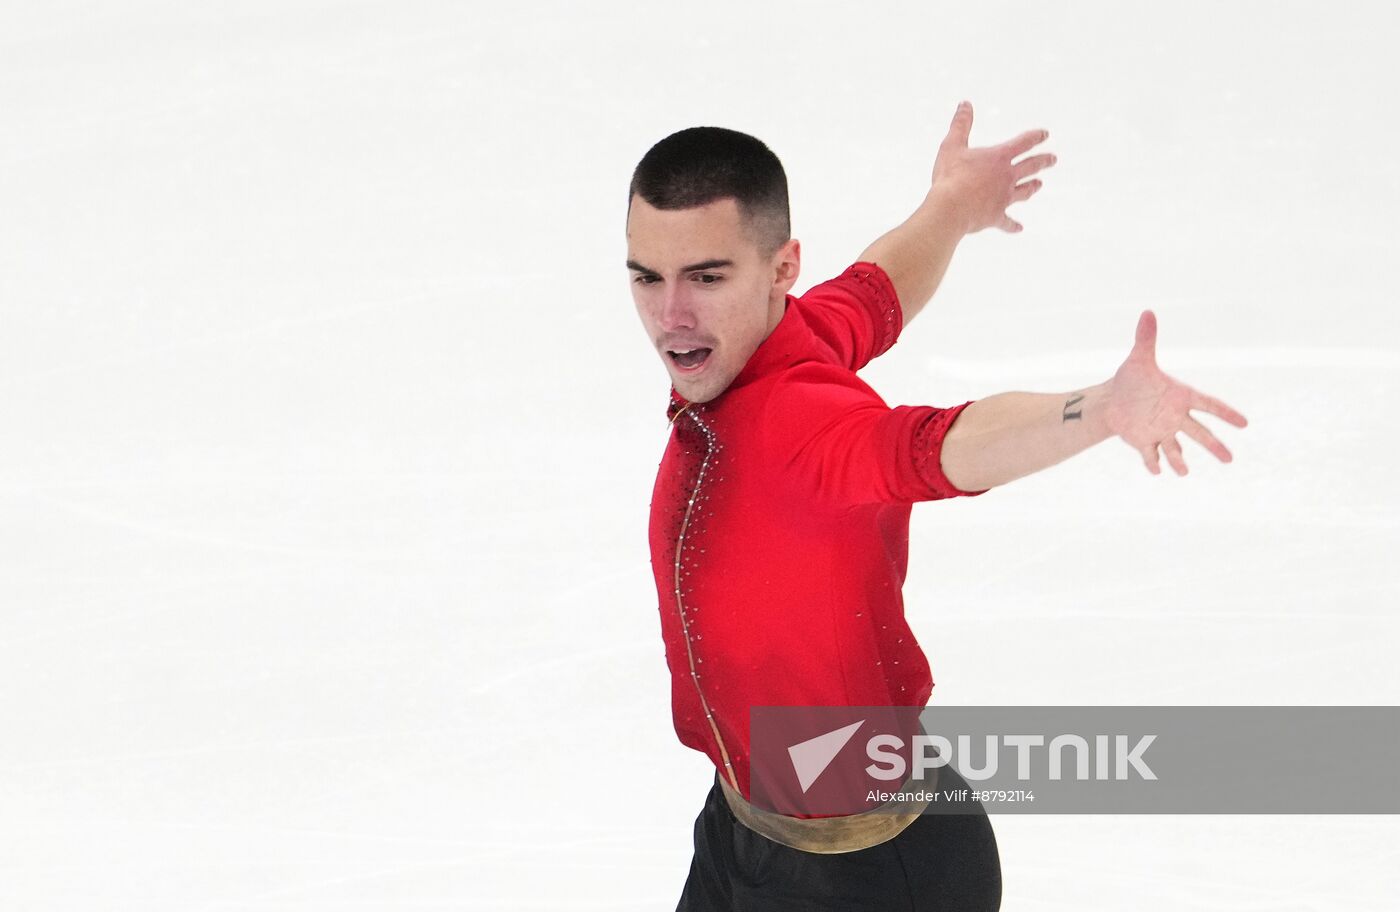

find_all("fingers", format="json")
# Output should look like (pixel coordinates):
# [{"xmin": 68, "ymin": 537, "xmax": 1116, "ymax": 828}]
[
  {"xmin": 1180, "ymin": 414, "xmax": 1233, "ymax": 463},
  {"xmin": 1189, "ymin": 389, "xmax": 1249, "ymax": 428},
  {"xmin": 1002, "ymin": 150, "xmax": 1054, "ymax": 227},
  {"xmin": 1119, "ymin": 334, "xmax": 1246, "ymax": 477},
  {"xmin": 1009, "ymin": 179, "xmax": 1042, "ymax": 204},
  {"xmin": 1141, "ymin": 416, "xmax": 1239, "ymax": 478},
  {"xmin": 1160, "ymin": 434, "xmax": 1189, "ymax": 476},
  {"xmin": 1000, "ymin": 127, "xmax": 1049, "ymax": 159},
  {"xmin": 998, "ymin": 213, "xmax": 1023, "ymax": 233},
  {"xmin": 1133, "ymin": 310, "xmax": 1158, "ymax": 359},
  {"xmin": 1140, "ymin": 442, "xmax": 1162, "ymax": 475},
  {"xmin": 944, "ymin": 100, "xmax": 974, "ymax": 149},
  {"xmin": 1011, "ymin": 152, "xmax": 1056, "ymax": 181}
]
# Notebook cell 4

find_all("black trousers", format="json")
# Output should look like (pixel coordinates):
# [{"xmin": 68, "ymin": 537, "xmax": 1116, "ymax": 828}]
[{"xmin": 675, "ymin": 763, "xmax": 1001, "ymax": 911}]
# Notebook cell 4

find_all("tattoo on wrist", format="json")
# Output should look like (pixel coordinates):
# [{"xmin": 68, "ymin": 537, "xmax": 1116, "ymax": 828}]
[{"xmin": 1062, "ymin": 393, "xmax": 1085, "ymax": 423}]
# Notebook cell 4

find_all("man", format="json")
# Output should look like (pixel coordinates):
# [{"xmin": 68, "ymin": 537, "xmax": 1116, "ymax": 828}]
[{"xmin": 625, "ymin": 102, "xmax": 1247, "ymax": 911}]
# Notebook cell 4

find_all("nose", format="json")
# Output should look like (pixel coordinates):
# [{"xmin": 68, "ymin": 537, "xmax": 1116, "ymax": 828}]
[{"xmin": 657, "ymin": 283, "xmax": 695, "ymax": 332}]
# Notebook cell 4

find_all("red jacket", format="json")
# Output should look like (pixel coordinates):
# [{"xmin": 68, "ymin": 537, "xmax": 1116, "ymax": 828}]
[{"xmin": 647, "ymin": 261, "xmax": 988, "ymax": 803}]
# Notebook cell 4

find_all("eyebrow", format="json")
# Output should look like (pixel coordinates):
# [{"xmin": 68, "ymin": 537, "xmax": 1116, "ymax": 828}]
[{"xmin": 626, "ymin": 258, "xmax": 734, "ymax": 275}]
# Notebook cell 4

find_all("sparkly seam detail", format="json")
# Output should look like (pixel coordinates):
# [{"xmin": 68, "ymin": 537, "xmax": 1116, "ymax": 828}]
[
  {"xmin": 846, "ymin": 261, "xmax": 903, "ymax": 360},
  {"xmin": 910, "ymin": 401, "xmax": 991, "ymax": 499},
  {"xmin": 673, "ymin": 408, "xmax": 741, "ymax": 791}
]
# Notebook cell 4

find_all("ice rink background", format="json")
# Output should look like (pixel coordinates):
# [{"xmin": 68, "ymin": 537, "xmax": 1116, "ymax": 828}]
[{"xmin": 2, "ymin": 1, "xmax": 1398, "ymax": 908}]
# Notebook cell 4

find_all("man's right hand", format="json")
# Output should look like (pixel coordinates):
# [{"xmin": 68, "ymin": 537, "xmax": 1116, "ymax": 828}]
[{"xmin": 930, "ymin": 100, "xmax": 1055, "ymax": 235}]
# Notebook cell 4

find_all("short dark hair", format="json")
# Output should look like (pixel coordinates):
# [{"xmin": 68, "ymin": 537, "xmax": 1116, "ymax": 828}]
[{"xmin": 628, "ymin": 126, "xmax": 791, "ymax": 258}]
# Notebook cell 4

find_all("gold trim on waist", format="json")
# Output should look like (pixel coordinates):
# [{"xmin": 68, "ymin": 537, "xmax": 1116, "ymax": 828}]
[{"xmin": 718, "ymin": 766, "xmax": 938, "ymax": 855}]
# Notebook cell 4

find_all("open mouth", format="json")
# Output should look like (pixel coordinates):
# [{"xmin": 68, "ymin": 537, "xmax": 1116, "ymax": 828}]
[{"xmin": 667, "ymin": 347, "xmax": 713, "ymax": 371}]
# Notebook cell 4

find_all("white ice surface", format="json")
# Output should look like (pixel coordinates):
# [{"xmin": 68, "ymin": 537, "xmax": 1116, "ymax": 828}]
[{"xmin": 1, "ymin": 1, "xmax": 1398, "ymax": 909}]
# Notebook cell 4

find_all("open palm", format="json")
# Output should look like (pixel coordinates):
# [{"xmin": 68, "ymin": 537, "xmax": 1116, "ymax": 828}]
[{"xmin": 1105, "ymin": 310, "xmax": 1249, "ymax": 476}]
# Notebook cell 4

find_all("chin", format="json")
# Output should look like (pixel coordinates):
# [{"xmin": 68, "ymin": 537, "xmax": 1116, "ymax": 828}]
[{"xmin": 672, "ymin": 374, "xmax": 724, "ymax": 404}]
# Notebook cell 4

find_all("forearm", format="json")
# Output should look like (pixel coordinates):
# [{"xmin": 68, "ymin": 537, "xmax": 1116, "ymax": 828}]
[
  {"xmin": 939, "ymin": 382, "xmax": 1115, "ymax": 491},
  {"xmin": 857, "ymin": 185, "xmax": 969, "ymax": 327}
]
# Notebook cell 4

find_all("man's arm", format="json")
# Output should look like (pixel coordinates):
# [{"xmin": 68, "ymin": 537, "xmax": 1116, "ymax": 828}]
[
  {"xmin": 857, "ymin": 187, "xmax": 967, "ymax": 328},
  {"xmin": 858, "ymin": 100, "xmax": 1056, "ymax": 326},
  {"xmin": 939, "ymin": 383, "xmax": 1115, "ymax": 491},
  {"xmin": 939, "ymin": 311, "xmax": 1250, "ymax": 491}
]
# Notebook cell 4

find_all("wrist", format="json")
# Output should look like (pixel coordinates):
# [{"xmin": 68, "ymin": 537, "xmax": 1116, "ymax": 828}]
[
  {"xmin": 1085, "ymin": 379, "xmax": 1117, "ymax": 442},
  {"xmin": 920, "ymin": 183, "xmax": 974, "ymax": 237}
]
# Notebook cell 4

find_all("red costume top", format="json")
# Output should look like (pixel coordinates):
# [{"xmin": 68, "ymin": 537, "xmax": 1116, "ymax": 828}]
[{"xmin": 647, "ymin": 261, "xmax": 989, "ymax": 803}]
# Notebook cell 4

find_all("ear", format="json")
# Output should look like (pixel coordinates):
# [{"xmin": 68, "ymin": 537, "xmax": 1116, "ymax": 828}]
[{"xmin": 771, "ymin": 237, "xmax": 801, "ymax": 297}]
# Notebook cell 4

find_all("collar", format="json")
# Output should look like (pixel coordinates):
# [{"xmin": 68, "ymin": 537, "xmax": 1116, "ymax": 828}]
[{"xmin": 666, "ymin": 293, "xmax": 806, "ymax": 422}]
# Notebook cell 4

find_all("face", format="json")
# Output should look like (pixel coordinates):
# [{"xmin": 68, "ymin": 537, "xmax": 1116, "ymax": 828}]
[{"xmin": 627, "ymin": 194, "xmax": 799, "ymax": 403}]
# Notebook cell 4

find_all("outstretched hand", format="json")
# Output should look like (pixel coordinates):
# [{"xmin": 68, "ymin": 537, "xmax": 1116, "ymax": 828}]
[
  {"xmin": 932, "ymin": 100, "xmax": 1055, "ymax": 234},
  {"xmin": 1104, "ymin": 310, "xmax": 1249, "ymax": 476}
]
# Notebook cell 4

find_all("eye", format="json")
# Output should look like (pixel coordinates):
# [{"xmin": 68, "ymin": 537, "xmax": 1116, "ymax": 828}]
[
  {"xmin": 633, "ymin": 274, "xmax": 659, "ymax": 285},
  {"xmin": 693, "ymin": 274, "xmax": 722, "ymax": 285}
]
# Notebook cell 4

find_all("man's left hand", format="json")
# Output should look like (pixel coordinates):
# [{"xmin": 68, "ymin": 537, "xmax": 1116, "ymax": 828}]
[{"xmin": 1102, "ymin": 310, "xmax": 1250, "ymax": 476}]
